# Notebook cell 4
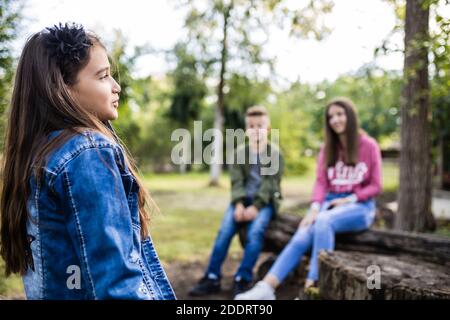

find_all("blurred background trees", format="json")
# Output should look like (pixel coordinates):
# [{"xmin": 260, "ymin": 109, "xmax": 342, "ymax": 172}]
[
  {"xmin": 0, "ymin": 0, "xmax": 448, "ymax": 225},
  {"xmin": 0, "ymin": 0, "xmax": 22, "ymax": 150}
]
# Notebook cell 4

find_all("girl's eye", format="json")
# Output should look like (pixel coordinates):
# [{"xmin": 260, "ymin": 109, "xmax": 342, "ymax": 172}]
[{"xmin": 100, "ymin": 74, "xmax": 109, "ymax": 80}]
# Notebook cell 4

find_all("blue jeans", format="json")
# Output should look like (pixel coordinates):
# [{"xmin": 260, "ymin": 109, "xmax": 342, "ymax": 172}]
[
  {"xmin": 268, "ymin": 193, "xmax": 375, "ymax": 282},
  {"xmin": 205, "ymin": 199, "xmax": 274, "ymax": 282}
]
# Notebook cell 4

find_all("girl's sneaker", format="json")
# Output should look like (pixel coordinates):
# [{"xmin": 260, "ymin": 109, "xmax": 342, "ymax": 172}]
[{"xmin": 234, "ymin": 281, "xmax": 275, "ymax": 300}]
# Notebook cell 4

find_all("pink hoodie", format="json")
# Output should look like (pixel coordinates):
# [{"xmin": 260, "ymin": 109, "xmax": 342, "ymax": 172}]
[{"xmin": 311, "ymin": 134, "xmax": 382, "ymax": 205}]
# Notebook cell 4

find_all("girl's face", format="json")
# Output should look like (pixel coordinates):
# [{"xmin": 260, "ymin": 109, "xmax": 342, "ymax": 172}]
[
  {"xmin": 69, "ymin": 45, "xmax": 121, "ymax": 121},
  {"xmin": 328, "ymin": 104, "xmax": 347, "ymax": 135}
]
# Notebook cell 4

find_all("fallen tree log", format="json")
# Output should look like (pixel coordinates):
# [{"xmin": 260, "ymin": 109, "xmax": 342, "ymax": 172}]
[
  {"xmin": 318, "ymin": 251, "xmax": 450, "ymax": 299},
  {"xmin": 239, "ymin": 214, "xmax": 450, "ymax": 265},
  {"xmin": 238, "ymin": 214, "xmax": 450, "ymax": 299}
]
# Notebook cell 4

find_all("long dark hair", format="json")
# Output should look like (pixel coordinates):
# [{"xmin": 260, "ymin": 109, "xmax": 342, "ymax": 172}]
[
  {"xmin": 1, "ymin": 24, "xmax": 154, "ymax": 276},
  {"xmin": 324, "ymin": 98, "xmax": 362, "ymax": 167}
]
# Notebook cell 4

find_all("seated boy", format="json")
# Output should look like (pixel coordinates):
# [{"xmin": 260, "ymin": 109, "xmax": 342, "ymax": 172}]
[{"xmin": 189, "ymin": 105, "xmax": 284, "ymax": 298}]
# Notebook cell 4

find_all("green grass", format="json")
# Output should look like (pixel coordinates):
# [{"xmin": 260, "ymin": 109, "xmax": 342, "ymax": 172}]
[
  {"xmin": 143, "ymin": 171, "xmax": 230, "ymax": 193},
  {"xmin": 144, "ymin": 171, "xmax": 241, "ymax": 263},
  {"xmin": 149, "ymin": 208, "xmax": 242, "ymax": 263},
  {"xmin": 146, "ymin": 161, "xmax": 400, "ymax": 264},
  {"xmin": 434, "ymin": 222, "xmax": 450, "ymax": 238},
  {"xmin": 435, "ymin": 228, "xmax": 450, "ymax": 238},
  {"xmin": 0, "ymin": 259, "xmax": 23, "ymax": 299},
  {"xmin": 381, "ymin": 160, "xmax": 400, "ymax": 193}
]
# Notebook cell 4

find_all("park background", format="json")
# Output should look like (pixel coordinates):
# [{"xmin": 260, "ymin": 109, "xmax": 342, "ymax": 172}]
[{"xmin": 0, "ymin": 0, "xmax": 449, "ymax": 299}]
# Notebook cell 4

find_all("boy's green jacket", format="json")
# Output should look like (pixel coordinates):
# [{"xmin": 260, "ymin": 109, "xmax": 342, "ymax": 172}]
[{"xmin": 230, "ymin": 143, "xmax": 284, "ymax": 214}]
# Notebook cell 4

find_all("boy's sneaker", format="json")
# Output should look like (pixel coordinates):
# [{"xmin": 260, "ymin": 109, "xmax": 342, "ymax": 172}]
[
  {"xmin": 189, "ymin": 276, "xmax": 221, "ymax": 297},
  {"xmin": 234, "ymin": 281, "xmax": 276, "ymax": 300},
  {"xmin": 232, "ymin": 278, "xmax": 252, "ymax": 297}
]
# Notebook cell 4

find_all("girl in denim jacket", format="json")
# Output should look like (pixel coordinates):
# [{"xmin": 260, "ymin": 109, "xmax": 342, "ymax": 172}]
[{"xmin": 0, "ymin": 23, "xmax": 175, "ymax": 300}]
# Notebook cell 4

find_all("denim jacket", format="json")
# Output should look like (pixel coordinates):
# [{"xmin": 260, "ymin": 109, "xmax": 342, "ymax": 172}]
[{"xmin": 23, "ymin": 129, "xmax": 176, "ymax": 300}]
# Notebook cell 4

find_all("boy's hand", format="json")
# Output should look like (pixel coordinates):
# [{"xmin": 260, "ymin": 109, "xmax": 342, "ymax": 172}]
[
  {"xmin": 242, "ymin": 205, "xmax": 259, "ymax": 221},
  {"xmin": 234, "ymin": 203, "xmax": 245, "ymax": 222}
]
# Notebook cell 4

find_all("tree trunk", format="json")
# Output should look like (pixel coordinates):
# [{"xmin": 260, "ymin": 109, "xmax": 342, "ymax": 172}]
[
  {"xmin": 396, "ymin": 0, "xmax": 435, "ymax": 231},
  {"xmin": 437, "ymin": 134, "xmax": 443, "ymax": 189},
  {"xmin": 209, "ymin": 6, "xmax": 231, "ymax": 186},
  {"xmin": 318, "ymin": 251, "xmax": 450, "ymax": 300}
]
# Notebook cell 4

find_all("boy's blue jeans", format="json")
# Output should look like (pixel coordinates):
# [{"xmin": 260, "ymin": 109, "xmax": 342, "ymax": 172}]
[
  {"xmin": 205, "ymin": 199, "xmax": 273, "ymax": 282},
  {"xmin": 268, "ymin": 193, "xmax": 375, "ymax": 282}
]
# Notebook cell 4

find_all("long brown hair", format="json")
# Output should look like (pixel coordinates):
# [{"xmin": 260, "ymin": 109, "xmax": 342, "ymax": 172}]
[
  {"xmin": 324, "ymin": 98, "xmax": 362, "ymax": 167},
  {"xmin": 0, "ymin": 24, "xmax": 154, "ymax": 276}
]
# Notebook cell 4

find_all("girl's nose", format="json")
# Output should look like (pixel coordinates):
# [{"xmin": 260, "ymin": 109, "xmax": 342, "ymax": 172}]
[{"xmin": 113, "ymin": 80, "xmax": 121, "ymax": 94}]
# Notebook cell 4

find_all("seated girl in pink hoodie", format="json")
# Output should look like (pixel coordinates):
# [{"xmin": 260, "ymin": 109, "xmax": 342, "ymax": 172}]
[{"xmin": 235, "ymin": 98, "xmax": 382, "ymax": 300}]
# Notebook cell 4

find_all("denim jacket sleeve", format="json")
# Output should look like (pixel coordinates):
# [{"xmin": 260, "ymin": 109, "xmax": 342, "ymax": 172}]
[{"xmin": 52, "ymin": 145, "xmax": 150, "ymax": 299}]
